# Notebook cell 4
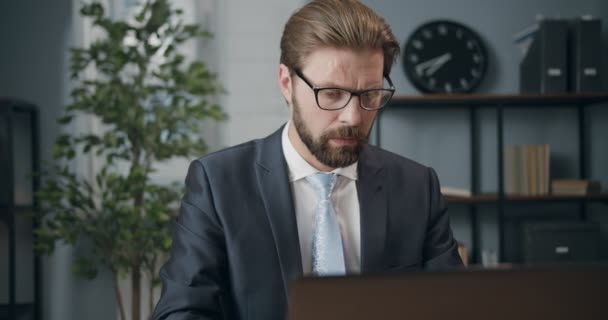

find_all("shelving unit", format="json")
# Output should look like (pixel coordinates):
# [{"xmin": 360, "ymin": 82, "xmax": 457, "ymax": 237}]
[
  {"xmin": 375, "ymin": 93, "xmax": 608, "ymax": 264},
  {"xmin": 446, "ymin": 194, "xmax": 608, "ymax": 203},
  {"xmin": 0, "ymin": 99, "xmax": 40, "ymax": 320}
]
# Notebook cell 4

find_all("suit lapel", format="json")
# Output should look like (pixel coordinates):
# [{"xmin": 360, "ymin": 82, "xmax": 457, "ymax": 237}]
[
  {"xmin": 358, "ymin": 146, "xmax": 387, "ymax": 273},
  {"xmin": 255, "ymin": 127, "xmax": 303, "ymax": 298}
]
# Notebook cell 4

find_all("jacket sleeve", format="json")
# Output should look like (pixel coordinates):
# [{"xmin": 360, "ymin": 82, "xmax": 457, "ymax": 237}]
[
  {"xmin": 422, "ymin": 167, "xmax": 464, "ymax": 270},
  {"xmin": 152, "ymin": 160, "xmax": 230, "ymax": 320}
]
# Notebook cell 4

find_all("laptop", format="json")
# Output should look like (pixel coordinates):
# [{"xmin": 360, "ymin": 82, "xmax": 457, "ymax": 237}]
[{"xmin": 288, "ymin": 265, "xmax": 607, "ymax": 320}]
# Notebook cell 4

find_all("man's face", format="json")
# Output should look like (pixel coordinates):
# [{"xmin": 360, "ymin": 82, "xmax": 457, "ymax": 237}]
[{"xmin": 279, "ymin": 47, "xmax": 385, "ymax": 170}]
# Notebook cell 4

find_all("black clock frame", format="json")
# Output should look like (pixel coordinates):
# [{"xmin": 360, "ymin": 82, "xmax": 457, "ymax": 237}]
[{"xmin": 402, "ymin": 20, "xmax": 488, "ymax": 94}]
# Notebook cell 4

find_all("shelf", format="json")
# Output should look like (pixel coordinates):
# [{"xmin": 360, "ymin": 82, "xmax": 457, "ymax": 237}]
[
  {"xmin": 0, "ymin": 204, "xmax": 35, "ymax": 214},
  {"xmin": 446, "ymin": 193, "xmax": 608, "ymax": 204},
  {"xmin": 0, "ymin": 303, "xmax": 34, "ymax": 320},
  {"xmin": 446, "ymin": 194, "xmax": 499, "ymax": 203},
  {"xmin": 387, "ymin": 93, "xmax": 608, "ymax": 108},
  {"xmin": 1, "ymin": 100, "xmax": 40, "ymax": 320},
  {"xmin": 0, "ymin": 97, "xmax": 38, "ymax": 113}
]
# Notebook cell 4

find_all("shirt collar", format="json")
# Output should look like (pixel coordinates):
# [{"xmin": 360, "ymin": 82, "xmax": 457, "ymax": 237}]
[{"xmin": 281, "ymin": 121, "xmax": 358, "ymax": 182}]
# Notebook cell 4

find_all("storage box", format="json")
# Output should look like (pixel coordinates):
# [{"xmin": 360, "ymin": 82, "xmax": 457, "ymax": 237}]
[{"xmin": 522, "ymin": 221, "xmax": 601, "ymax": 264}]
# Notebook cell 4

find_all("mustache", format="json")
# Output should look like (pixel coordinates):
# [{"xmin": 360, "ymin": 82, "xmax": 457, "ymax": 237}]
[{"xmin": 324, "ymin": 126, "xmax": 366, "ymax": 142}]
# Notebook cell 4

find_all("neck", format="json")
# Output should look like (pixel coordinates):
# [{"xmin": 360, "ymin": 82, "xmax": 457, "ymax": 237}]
[{"xmin": 287, "ymin": 123, "xmax": 335, "ymax": 172}]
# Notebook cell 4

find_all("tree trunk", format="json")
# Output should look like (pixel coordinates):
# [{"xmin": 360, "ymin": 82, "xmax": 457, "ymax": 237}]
[
  {"xmin": 132, "ymin": 268, "xmax": 141, "ymax": 320},
  {"xmin": 148, "ymin": 277, "xmax": 154, "ymax": 317},
  {"xmin": 113, "ymin": 272, "xmax": 126, "ymax": 320},
  {"xmin": 131, "ymin": 142, "xmax": 143, "ymax": 320},
  {"xmin": 148, "ymin": 256, "xmax": 157, "ymax": 316}
]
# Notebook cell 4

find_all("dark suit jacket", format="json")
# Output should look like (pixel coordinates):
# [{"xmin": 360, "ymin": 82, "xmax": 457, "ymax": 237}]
[{"xmin": 152, "ymin": 126, "xmax": 463, "ymax": 320}]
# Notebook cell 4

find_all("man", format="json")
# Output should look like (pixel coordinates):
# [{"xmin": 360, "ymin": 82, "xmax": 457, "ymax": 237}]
[{"xmin": 153, "ymin": 1, "xmax": 463, "ymax": 319}]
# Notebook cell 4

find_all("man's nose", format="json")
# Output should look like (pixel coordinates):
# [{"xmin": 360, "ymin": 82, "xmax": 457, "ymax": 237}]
[{"xmin": 337, "ymin": 96, "xmax": 362, "ymax": 126}]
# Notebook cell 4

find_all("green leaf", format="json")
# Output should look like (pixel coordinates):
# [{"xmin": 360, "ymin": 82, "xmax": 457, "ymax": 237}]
[
  {"xmin": 72, "ymin": 257, "xmax": 99, "ymax": 279},
  {"xmin": 81, "ymin": 3, "xmax": 104, "ymax": 18},
  {"xmin": 58, "ymin": 115, "xmax": 74, "ymax": 125},
  {"xmin": 50, "ymin": 145, "xmax": 63, "ymax": 159}
]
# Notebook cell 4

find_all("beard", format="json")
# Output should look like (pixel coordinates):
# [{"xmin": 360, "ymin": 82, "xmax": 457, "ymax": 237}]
[{"xmin": 292, "ymin": 95, "xmax": 368, "ymax": 168}]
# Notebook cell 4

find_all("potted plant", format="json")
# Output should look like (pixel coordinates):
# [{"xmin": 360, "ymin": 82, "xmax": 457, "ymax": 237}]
[{"xmin": 35, "ymin": 1, "xmax": 224, "ymax": 319}]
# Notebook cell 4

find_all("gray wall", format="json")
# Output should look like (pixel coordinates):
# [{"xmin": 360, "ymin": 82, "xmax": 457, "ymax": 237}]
[
  {"xmin": 363, "ymin": 0, "xmax": 608, "ymax": 260},
  {"xmin": 1, "ymin": 1, "xmax": 607, "ymax": 318},
  {"xmin": 0, "ymin": 0, "xmax": 115, "ymax": 319}
]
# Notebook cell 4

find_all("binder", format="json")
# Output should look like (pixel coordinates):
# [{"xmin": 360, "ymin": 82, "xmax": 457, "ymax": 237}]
[
  {"xmin": 520, "ymin": 19, "xmax": 569, "ymax": 93},
  {"xmin": 570, "ymin": 18, "xmax": 604, "ymax": 93},
  {"xmin": 522, "ymin": 222, "xmax": 601, "ymax": 264},
  {"xmin": 520, "ymin": 35, "xmax": 541, "ymax": 93}
]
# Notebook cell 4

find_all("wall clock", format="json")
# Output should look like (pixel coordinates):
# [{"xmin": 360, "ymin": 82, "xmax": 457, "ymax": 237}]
[{"xmin": 402, "ymin": 20, "xmax": 488, "ymax": 94}]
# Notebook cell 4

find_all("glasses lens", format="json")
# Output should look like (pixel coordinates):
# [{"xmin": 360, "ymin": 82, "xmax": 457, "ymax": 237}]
[
  {"xmin": 361, "ymin": 90, "xmax": 394, "ymax": 110},
  {"xmin": 317, "ymin": 88, "xmax": 352, "ymax": 110}
]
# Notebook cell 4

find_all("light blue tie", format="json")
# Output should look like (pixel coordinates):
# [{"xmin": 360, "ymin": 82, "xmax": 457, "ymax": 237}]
[{"xmin": 306, "ymin": 172, "xmax": 346, "ymax": 276}]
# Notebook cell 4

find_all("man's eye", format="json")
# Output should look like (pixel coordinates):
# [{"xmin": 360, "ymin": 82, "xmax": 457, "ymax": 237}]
[
  {"xmin": 364, "ymin": 91, "xmax": 381, "ymax": 99},
  {"xmin": 321, "ymin": 89, "xmax": 346, "ymax": 100}
]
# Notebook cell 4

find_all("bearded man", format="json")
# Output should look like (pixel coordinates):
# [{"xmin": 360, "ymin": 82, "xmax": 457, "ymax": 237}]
[{"xmin": 153, "ymin": 1, "xmax": 463, "ymax": 319}]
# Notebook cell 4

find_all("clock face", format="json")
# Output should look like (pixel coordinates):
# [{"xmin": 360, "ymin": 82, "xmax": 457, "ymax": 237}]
[{"xmin": 402, "ymin": 20, "xmax": 488, "ymax": 94}]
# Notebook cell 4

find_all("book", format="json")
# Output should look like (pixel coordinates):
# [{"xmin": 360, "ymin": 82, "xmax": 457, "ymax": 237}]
[
  {"xmin": 441, "ymin": 186, "xmax": 472, "ymax": 197},
  {"xmin": 551, "ymin": 179, "xmax": 602, "ymax": 195},
  {"xmin": 520, "ymin": 145, "xmax": 529, "ymax": 195},
  {"xmin": 457, "ymin": 242, "xmax": 469, "ymax": 267},
  {"xmin": 542, "ymin": 144, "xmax": 550, "ymax": 195},
  {"xmin": 504, "ymin": 144, "xmax": 551, "ymax": 195},
  {"xmin": 529, "ymin": 145, "xmax": 538, "ymax": 195}
]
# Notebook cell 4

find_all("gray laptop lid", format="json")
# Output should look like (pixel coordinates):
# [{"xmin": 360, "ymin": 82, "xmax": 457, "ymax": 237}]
[{"xmin": 288, "ymin": 265, "xmax": 607, "ymax": 320}]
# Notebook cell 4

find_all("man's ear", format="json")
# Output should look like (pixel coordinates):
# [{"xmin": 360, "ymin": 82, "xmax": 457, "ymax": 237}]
[{"xmin": 278, "ymin": 64, "xmax": 293, "ymax": 106}]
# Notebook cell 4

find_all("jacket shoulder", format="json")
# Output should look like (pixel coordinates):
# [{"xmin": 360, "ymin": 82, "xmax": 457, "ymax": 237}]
[
  {"xmin": 365, "ymin": 144, "xmax": 430, "ymax": 173},
  {"xmin": 194, "ymin": 139, "xmax": 259, "ymax": 167}
]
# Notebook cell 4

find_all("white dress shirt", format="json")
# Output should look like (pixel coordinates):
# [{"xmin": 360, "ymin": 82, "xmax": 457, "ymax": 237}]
[{"xmin": 281, "ymin": 122, "xmax": 361, "ymax": 275}]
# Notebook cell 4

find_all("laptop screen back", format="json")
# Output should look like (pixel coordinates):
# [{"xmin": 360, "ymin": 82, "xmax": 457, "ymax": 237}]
[{"xmin": 288, "ymin": 265, "xmax": 607, "ymax": 320}]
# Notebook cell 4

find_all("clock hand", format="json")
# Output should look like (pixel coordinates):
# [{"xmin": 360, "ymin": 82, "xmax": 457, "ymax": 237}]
[
  {"xmin": 415, "ymin": 55, "xmax": 443, "ymax": 75},
  {"xmin": 415, "ymin": 53, "xmax": 451, "ymax": 76},
  {"xmin": 426, "ymin": 53, "xmax": 452, "ymax": 76}
]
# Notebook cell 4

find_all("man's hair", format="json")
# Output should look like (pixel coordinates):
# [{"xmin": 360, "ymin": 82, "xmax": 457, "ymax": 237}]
[{"xmin": 280, "ymin": 0, "xmax": 400, "ymax": 76}]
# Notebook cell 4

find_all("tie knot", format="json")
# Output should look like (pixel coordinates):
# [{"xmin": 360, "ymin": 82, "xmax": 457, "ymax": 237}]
[{"xmin": 306, "ymin": 172, "xmax": 337, "ymax": 200}]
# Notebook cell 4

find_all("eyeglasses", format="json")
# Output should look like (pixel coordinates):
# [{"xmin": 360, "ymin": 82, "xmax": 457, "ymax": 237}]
[{"xmin": 293, "ymin": 69, "xmax": 395, "ymax": 111}]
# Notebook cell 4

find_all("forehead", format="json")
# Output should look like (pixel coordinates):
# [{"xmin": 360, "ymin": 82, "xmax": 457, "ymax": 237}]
[
  {"xmin": 302, "ymin": 48, "xmax": 383, "ymax": 72},
  {"xmin": 300, "ymin": 47, "xmax": 385, "ymax": 85}
]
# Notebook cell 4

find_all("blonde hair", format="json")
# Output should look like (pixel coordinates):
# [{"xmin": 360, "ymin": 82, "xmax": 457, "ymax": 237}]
[{"xmin": 280, "ymin": 0, "xmax": 400, "ymax": 76}]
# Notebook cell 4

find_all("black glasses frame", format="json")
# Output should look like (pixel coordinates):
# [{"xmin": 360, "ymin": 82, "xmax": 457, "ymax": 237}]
[{"xmin": 293, "ymin": 69, "xmax": 395, "ymax": 111}]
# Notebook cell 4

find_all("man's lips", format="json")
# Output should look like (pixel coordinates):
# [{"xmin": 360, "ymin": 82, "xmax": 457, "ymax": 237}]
[{"xmin": 329, "ymin": 137, "xmax": 358, "ymax": 146}]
